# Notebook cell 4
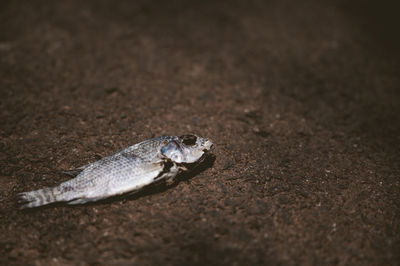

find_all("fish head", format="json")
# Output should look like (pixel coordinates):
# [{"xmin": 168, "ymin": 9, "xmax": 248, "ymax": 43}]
[{"xmin": 161, "ymin": 134, "xmax": 213, "ymax": 163}]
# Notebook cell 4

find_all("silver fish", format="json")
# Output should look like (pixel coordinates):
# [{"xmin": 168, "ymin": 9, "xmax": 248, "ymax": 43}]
[{"xmin": 19, "ymin": 134, "xmax": 213, "ymax": 208}]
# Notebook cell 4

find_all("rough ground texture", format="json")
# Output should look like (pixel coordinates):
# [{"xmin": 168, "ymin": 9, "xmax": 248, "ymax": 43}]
[{"xmin": 0, "ymin": 0, "xmax": 399, "ymax": 265}]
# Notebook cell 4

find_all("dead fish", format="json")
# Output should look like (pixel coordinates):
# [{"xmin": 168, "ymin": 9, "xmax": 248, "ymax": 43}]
[{"xmin": 19, "ymin": 134, "xmax": 213, "ymax": 208}]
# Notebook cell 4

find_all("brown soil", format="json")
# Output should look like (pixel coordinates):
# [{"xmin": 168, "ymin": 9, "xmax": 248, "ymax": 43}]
[{"xmin": 1, "ymin": 0, "xmax": 399, "ymax": 265}]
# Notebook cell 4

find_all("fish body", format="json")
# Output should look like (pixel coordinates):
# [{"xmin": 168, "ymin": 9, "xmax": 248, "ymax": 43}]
[{"xmin": 19, "ymin": 135, "xmax": 213, "ymax": 208}]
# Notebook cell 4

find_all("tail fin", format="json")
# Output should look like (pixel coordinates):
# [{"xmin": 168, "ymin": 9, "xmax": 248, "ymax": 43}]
[{"xmin": 18, "ymin": 187, "xmax": 60, "ymax": 209}]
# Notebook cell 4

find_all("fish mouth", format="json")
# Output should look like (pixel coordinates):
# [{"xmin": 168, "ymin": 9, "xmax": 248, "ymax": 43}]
[{"xmin": 202, "ymin": 139, "xmax": 213, "ymax": 152}]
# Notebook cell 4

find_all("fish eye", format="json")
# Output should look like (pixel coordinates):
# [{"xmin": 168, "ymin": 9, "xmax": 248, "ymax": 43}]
[{"xmin": 180, "ymin": 134, "xmax": 197, "ymax": 146}]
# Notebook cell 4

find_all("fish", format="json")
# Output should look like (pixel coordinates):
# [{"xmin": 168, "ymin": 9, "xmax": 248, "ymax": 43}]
[{"xmin": 19, "ymin": 134, "xmax": 213, "ymax": 208}]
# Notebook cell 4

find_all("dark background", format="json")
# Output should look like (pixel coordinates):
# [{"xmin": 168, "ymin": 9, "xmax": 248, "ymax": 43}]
[{"xmin": 1, "ymin": 0, "xmax": 399, "ymax": 265}]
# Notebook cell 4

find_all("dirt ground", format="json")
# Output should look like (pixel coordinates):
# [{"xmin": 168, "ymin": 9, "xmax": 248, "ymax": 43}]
[{"xmin": 0, "ymin": 0, "xmax": 399, "ymax": 265}]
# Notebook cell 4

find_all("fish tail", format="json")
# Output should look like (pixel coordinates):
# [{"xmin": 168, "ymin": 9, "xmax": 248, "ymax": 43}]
[{"xmin": 18, "ymin": 187, "xmax": 62, "ymax": 209}]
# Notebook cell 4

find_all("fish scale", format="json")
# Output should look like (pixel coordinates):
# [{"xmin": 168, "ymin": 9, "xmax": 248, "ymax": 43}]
[{"xmin": 19, "ymin": 135, "xmax": 213, "ymax": 208}]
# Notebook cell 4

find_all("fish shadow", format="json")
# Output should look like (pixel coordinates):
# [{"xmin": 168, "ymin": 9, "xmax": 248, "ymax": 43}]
[{"xmin": 19, "ymin": 153, "xmax": 216, "ymax": 211}]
